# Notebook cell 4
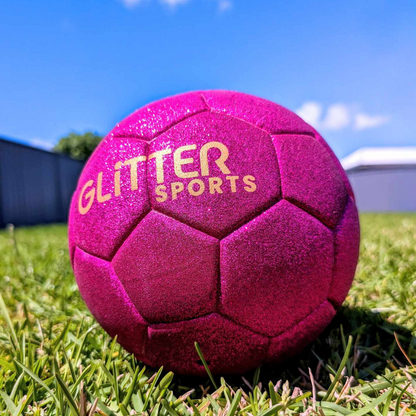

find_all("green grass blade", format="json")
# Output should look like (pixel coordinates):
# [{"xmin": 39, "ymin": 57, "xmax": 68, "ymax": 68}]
[
  {"xmin": 61, "ymin": 341, "xmax": 77, "ymax": 383},
  {"xmin": 323, "ymin": 335, "xmax": 353, "ymax": 401},
  {"xmin": 52, "ymin": 319, "xmax": 72, "ymax": 352},
  {"xmin": 96, "ymin": 398, "xmax": 118, "ymax": 416},
  {"xmin": 10, "ymin": 372, "xmax": 24, "ymax": 401},
  {"xmin": 0, "ymin": 390, "xmax": 17, "ymax": 413},
  {"xmin": 194, "ymin": 342, "xmax": 218, "ymax": 389},
  {"xmin": 0, "ymin": 357, "xmax": 15, "ymax": 372},
  {"xmin": 143, "ymin": 366, "xmax": 163, "ymax": 411},
  {"xmin": 0, "ymin": 293, "xmax": 19, "ymax": 348},
  {"xmin": 253, "ymin": 366, "xmax": 261, "ymax": 389},
  {"xmin": 257, "ymin": 403, "xmax": 283, "ymax": 416},
  {"xmin": 122, "ymin": 365, "xmax": 145, "ymax": 407},
  {"xmin": 394, "ymin": 382, "xmax": 410, "ymax": 416},
  {"xmin": 228, "ymin": 389, "xmax": 242, "ymax": 416},
  {"xmin": 207, "ymin": 394, "xmax": 221, "ymax": 412},
  {"xmin": 187, "ymin": 397, "xmax": 202, "ymax": 416},
  {"xmin": 321, "ymin": 401, "xmax": 351, "ymax": 415},
  {"xmin": 55, "ymin": 372, "xmax": 81, "ymax": 416},
  {"xmin": 12, "ymin": 395, "xmax": 29, "ymax": 416},
  {"xmin": 162, "ymin": 398, "xmax": 180, "ymax": 416},
  {"xmin": 13, "ymin": 359, "xmax": 59, "ymax": 406},
  {"xmin": 382, "ymin": 386, "xmax": 394, "ymax": 416},
  {"xmin": 349, "ymin": 390, "xmax": 391, "ymax": 416}
]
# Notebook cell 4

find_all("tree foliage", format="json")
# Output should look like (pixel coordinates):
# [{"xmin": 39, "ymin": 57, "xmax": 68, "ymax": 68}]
[{"xmin": 54, "ymin": 131, "xmax": 102, "ymax": 161}]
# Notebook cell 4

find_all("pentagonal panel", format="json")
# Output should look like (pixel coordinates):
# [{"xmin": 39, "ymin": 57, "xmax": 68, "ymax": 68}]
[
  {"xmin": 112, "ymin": 211, "xmax": 218, "ymax": 323},
  {"xmin": 111, "ymin": 92, "xmax": 208, "ymax": 140},
  {"xmin": 273, "ymin": 134, "xmax": 347, "ymax": 228},
  {"xmin": 220, "ymin": 200, "xmax": 334, "ymax": 337},
  {"xmin": 145, "ymin": 314, "xmax": 268, "ymax": 375},
  {"xmin": 329, "ymin": 197, "xmax": 360, "ymax": 307},
  {"xmin": 147, "ymin": 111, "xmax": 281, "ymax": 238},
  {"xmin": 201, "ymin": 90, "xmax": 315, "ymax": 135},
  {"xmin": 267, "ymin": 300, "xmax": 336, "ymax": 364},
  {"xmin": 73, "ymin": 247, "xmax": 148, "ymax": 360},
  {"xmin": 69, "ymin": 136, "xmax": 150, "ymax": 261}
]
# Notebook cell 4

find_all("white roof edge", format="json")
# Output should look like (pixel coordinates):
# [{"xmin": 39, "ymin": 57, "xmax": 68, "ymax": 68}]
[{"xmin": 341, "ymin": 147, "xmax": 416, "ymax": 171}]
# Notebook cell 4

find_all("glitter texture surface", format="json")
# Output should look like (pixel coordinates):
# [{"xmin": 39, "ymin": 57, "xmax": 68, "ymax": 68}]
[
  {"xmin": 267, "ymin": 300, "xmax": 336, "ymax": 363},
  {"xmin": 273, "ymin": 134, "xmax": 347, "ymax": 228},
  {"xmin": 73, "ymin": 247, "xmax": 148, "ymax": 360},
  {"xmin": 69, "ymin": 136, "xmax": 150, "ymax": 261},
  {"xmin": 148, "ymin": 111, "xmax": 281, "ymax": 237},
  {"xmin": 69, "ymin": 90, "xmax": 360, "ymax": 375},
  {"xmin": 146, "ymin": 314, "xmax": 269, "ymax": 375},
  {"xmin": 111, "ymin": 93, "xmax": 208, "ymax": 140},
  {"xmin": 112, "ymin": 211, "xmax": 218, "ymax": 323},
  {"xmin": 220, "ymin": 200, "xmax": 334, "ymax": 337},
  {"xmin": 329, "ymin": 197, "xmax": 360, "ymax": 307}
]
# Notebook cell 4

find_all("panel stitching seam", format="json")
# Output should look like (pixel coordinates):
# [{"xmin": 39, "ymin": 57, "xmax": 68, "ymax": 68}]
[{"xmin": 74, "ymin": 245, "xmax": 150, "ymax": 329}]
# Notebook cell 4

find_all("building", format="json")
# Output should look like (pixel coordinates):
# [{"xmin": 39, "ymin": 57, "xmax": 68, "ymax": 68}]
[
  {"xmin": 342, "ymin": 147, "xmax": 416, "ymax": 212},
  {"xmin": 0, "ymin": 137, "xmax": 84, "ymax": 227}
]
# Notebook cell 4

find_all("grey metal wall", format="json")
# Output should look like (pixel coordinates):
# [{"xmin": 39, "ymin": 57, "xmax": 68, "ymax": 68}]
[
  {"xmin": 347, "ymin": 168, "xmax": 416, "ymax": 212},
  {"xmin": 0, "ymin": 138, "xmax": 84, "ymax": 227}
]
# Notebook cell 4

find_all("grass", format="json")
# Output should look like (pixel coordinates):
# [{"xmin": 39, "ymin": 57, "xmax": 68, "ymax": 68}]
[{"xmin": 1, "ymin": 214, "xmax": 416, "ymax": 415}]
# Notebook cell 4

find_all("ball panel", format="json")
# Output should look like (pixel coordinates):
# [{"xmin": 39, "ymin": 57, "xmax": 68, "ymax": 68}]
[
  {"xmin": 220, "ymin": 200, "xmax": 334, "ymax": 337},
  {"xmin": 267, "ymin": 300, "xmax": 336, "ymax": 363},
  {"xmin": 201, "ymin": 90, "xmax": 315, "ymax": 135},
  {"xmin": 111, "ymin": 92, "xmax": 208, "ymax": 140},
  {"xmin": 112, "ymin": 211, "xmax": 218, "ymax": 323},
  {"xmin": 69, "ymin": 136, "xmax": 150, "ymax": 260},
  {"xmin": 73, "ymin": 247, "xmax": 148, "ymax": 360},
  {"xmin": 313, "ymin": 130, "xmax": 355, "ymax": 200},
  {"xmin": 145, "ymin": 314, "xmax": 268, "ymax": 375},
  {"xmin": 273, "ymin": 134, "xmax": 347, "ymax": 228},
  {"xmin": 147, "ymin": 111, "xmax": 281, "ymax": 238},
  {"xmin": 329, "ymin": 197, "xmax": 360, "ymax": 307}
]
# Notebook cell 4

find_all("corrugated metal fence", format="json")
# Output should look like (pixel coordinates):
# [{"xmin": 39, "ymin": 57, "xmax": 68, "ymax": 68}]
[
  {"xmin": 0, "ymin": 137, "xmax": 84, "ymax": 227},
  {"xmin": 347, "ymin": 167, "xmax": 416, "ymax": 212}
]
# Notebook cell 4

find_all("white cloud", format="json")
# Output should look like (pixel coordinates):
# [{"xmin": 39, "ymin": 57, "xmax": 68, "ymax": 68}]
[
  {"xmin": 354, "ymin": 113, "xmax": 391, "ymax": 131},
  {"xmin": 296, "ymin": 101, "xmax": 390, "ymax": 133},
  {"xmin": 295, "ymin": 101, "xmax": 322, "ymax": 129},
  {"xmin": 119, "ymin": 0, "xmax": 232, "ymax": 11},
  {"xmin": 321, "ymin": 103, "xmax": 350, "ymax": 131},
  {"xmin": 218, "ymin": 0, "xmax": 232, "ymax": 12},
  {"xmin": 119, "ymin": 0, "xmax": 145, "ymax": 8},
  {"xmin": 28, "ymin": 138, "xmax": 54, "ymax": 151},
  {"xmin": 119, "ymin": 0, "xmax": 190, "ymax": 7},
  {"xmin": 160, "ymin": 0, "xmax": 190, "ymax": 6}
]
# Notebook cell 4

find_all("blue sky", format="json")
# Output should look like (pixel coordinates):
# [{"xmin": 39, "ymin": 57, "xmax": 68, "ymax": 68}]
[{"xmin": 0, "ymin": 0, "xmax": 414, "ymax": 159}]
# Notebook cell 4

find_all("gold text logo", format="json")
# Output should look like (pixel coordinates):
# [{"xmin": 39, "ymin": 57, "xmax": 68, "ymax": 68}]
[{"xmin": 78, "ymin": 141, "xmax": 256, "ymax": 215}]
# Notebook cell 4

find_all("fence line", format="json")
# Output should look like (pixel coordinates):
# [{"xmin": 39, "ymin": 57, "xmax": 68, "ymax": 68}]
[{"xmin": 0, "ymin": 137, "xmax": 84, "ymax": 227}]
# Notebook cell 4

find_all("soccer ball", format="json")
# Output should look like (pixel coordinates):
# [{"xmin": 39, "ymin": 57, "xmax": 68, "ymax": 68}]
[{"xmin": 69, "ymin": 91, "xmax": 360, "ymax": 375}]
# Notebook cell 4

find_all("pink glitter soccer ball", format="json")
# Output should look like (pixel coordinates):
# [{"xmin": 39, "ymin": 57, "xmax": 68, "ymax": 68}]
[{"xmin": 69, "ymin": 91, "xmax": 360, "ymax": 375}]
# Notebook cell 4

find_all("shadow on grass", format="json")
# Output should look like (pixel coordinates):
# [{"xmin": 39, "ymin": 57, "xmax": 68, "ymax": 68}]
[{"xmin": 176, "ymin": 306, "xmax": 416, "ymax": 390}]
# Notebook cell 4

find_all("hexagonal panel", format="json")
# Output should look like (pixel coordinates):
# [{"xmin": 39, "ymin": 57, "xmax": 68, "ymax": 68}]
[
  {"xmin": 313, "ymin": 130, "xmax": 356, "ymax": 200},
  {"xmin": 145, "ymin": 314, "xmax": 268, "ymax": 375},
  {"xmin": 220, "ymin": 200, "xmax": 334, "ymax": 337},
  {"xmin": 201, "ymin": 90, "xmax": 315, "ymax": 135},
  {"xmin": 267, "ymin": 300, "xmax": 336, "ymax": 364},
  {"xmin": 329, "ymin": 197, "xmax": 360, "ymax": 307},
  {"xmin": 69, "ymin": 136, "xmax": 150, "ymax": 261},
  {"xmin": 112, "ymin": 211, "xmax": 218, "ymax": 323},
  {"xmin": 73, "ymin": 247, "xmax": 148, "ymax": 360},
  {"xmin": 111, "ymin": 92, "xmax": 208, "ymax": 140},
  {"xmin": 272, "ymin": 134, "xmax": 347, "ymax": 228},
  {"xmin": 147, "ymin": 111, "xmax": 281, "ymax": 238}
]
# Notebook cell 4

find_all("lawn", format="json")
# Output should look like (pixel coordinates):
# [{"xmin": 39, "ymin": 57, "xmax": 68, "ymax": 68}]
[{"xmin": 1, "ymin": 214, "xmax": 416, "ymax": 415}]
